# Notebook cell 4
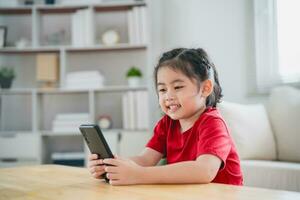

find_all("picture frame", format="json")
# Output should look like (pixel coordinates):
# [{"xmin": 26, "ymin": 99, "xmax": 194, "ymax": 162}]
[{"xmin": 0, "ymin": 26, "xmax": 7, "ymax": 48}]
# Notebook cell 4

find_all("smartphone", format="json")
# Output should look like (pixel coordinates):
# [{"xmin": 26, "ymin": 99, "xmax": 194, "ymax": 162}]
[{"xmin": 79, "ymin": 124, "xmax": 113, "ymax": 182}]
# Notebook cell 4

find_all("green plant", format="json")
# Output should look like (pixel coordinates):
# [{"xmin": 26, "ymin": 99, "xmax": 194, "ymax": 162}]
[
  {"xmin": 126, "ymin": 66, "xmax": 142, "ymax": 78},
  {"xmin": 0, "ymin": 67, "xmax": 15, "ymax": 79}
]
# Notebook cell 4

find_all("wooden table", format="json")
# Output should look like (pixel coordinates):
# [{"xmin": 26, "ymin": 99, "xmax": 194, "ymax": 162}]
[{"xmin": 0, "ymin": 165, "xmax": 299, "ymax": 200}]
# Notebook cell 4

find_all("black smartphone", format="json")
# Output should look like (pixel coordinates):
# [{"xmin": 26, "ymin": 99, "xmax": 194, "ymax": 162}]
[{"xmin": 79, "ymin": 124, "xmax": 114, "ymax": 182}]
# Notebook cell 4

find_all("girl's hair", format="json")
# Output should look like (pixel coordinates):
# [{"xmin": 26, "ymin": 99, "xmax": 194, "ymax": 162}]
[{"xmin": 154, "ymin": 48, "xmax": 223, "ymax": 107}]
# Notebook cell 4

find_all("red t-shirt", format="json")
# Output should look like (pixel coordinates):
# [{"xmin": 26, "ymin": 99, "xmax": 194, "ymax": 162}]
[{"xmin": 146, "ymin": 107, "xmax": 243, "ymax": 185}]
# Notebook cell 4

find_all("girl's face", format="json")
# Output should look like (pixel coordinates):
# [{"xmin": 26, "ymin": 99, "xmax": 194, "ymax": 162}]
[{"xmin": 157, "ymin": 67, "xmax": 206, "ymax": 122}]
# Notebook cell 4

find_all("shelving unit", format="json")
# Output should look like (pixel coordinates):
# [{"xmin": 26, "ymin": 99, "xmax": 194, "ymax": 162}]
[{"xmin": 0, "ymin": 1, "xmax": 151, "ymax": 167}]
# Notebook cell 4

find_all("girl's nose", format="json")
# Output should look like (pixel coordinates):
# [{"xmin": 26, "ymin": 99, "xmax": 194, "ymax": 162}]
[{"xmin": 165, "ymin": 91, "xmax": 175, "ymax": 101}]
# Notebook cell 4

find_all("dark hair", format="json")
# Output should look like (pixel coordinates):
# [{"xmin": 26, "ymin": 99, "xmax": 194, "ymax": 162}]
[{"xmin": 154, "ymin": 48, "xmax": 223, "ymax": 107}]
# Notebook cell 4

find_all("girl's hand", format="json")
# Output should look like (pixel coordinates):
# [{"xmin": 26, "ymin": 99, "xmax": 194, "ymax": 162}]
[
  {"xmin": 88, "ymin": 154, "xmax": 106, "ymax": 179},
  {"xmin": 103, "ymin": 156, "xmax": 143, "ymax": 185}
]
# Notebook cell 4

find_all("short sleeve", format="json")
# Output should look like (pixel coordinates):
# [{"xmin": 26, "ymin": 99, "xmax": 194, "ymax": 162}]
[
  {"xmin": 197, "ymin": 117, "xmax": 231, "ymax": 169},
  {"xmin": 146, "ymin": 116, "xmax": 168, "ymax": 156}
]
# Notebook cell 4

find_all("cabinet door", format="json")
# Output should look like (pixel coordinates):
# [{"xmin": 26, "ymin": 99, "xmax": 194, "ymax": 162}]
[
  {"xmin": 0, "ymin": 133, "xmax": 40, "ymax": 159},
  {"xmin": 119, "ymin": 131, "xmax": 151, "ymax": 157}
]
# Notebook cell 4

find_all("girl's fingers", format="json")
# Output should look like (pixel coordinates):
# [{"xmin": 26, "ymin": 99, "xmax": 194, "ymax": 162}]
[
  {"xmin": 103, "ymin": 158, "xmax": 120, "ymax": 166},
  {"xmin": 92, "ymin": 171, "xmax": 105, "ymax": 179},
  {"xmin": 113, "ymin": 155, "xmax": 126, "ymax": 161},
  {"xmin": 88, "ymin": 159, "xmax": 104, "ymax": 168},
  {"xmin": 90, "ymin": 165, "xmax": 105, "ymax": 174},
  {"xmin": 88, "ymin": 154, "xmax": 98, "ymax": 161},
  {"xmin": 109, "ymin": 179, "xmax": 124, "ymax": 186},
  {"xmin": 104, "ymin": 166, "xmax": 119, "ymax": 173},
  {"xmin": 113, "ymin": 154, "xmax": 119, "ymax": 159},
  {"xmin": 88, "ymin": 160, "xmax": 97, "ymax": 168},
  {"xmin": 106, "ymin": 173, "xmax": 119, "ymax": 180},
  {"xmin": 94, "ymin": 165, "xmax": 105, "ymax": 172}
]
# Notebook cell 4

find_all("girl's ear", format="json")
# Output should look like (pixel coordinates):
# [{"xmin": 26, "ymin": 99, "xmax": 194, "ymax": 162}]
[{"xmin": 201, "ymin": 79, "xmax": 213, "ymax": 97}]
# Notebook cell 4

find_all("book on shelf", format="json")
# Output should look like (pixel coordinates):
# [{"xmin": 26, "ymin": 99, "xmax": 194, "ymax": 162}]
[
  {"xmin": 52, "ymin": 120, "xmax": 88, "ymax": 128},
  {"xmin": 56, "ymin": 113, "xmax": 90, "ymax": 120},
  {"xmin": 127, "ymin": 10, "xmax": 135, "ymax": 45},
  {"xmin": 139, "ymin": 6, "xmax": 147, "ymax": 44},
  {"xmin": 128, "ymin": 91, "xmax": 136, "ymax": 129},
  {"xmin": 132, "ymin": 7, "xmax": 141, "ymax": 44},
  {"xmin": 122, "ymin": 93, "xmax": 129, "ymax": 129},
  {"xmin": 52, "ymin": 112, "xmax": 90, "ymax": 133},
  {"xmin": 127, "ymin": 5, "xmax": 147, "ymax": 45},
  {"xmin": 65, "ymin": 70, "xmax": 102, "ymax": 79},
  {"xmin": 136, "ymin": 90, "xmax": 149, "ymax": 130},
  {"xmin": 71, "ymin": 8, "xmax": 95, "ymax": 47},
  {"xmin": 65, "ymin": 80, "xmax": 104, "ymax": 90},
  {"xmin": 122, "ymin": 91, "xmax": 149, "ymax": 130},
  {"xmin": 64, "ymin": 70, "xmax": 104, "ymax": 90}
]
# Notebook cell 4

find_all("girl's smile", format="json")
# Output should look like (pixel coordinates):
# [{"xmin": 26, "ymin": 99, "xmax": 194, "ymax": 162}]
[{"xmin": 166, "ymin": 103, "xmax": 181, "ymax": 113}]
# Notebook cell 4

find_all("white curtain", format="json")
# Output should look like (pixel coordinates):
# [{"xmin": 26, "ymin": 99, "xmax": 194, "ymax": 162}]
[
  {"xmin": 254, "ymin": 0, "xmax": 300, "ymax": 92},
  {"xmin": 254, "ymin": 0, "xmax": 280, "ymax": 92}
]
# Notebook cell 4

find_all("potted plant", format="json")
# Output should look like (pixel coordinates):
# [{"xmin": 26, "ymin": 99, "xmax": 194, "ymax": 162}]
[
  {"xmin": 0, "ymin": 67, "xmax": 15, "ymax": 89},
  {"xmin": 126, "ymin": 66, "xmax": 142, "ymax": 87}
]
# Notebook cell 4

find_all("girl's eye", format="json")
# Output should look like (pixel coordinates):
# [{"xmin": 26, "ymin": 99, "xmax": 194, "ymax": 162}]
[
  {"xmin": 174, "ymin": 86, "xmax": 184, "ymax": 90},
  {"xmin": 158, "ymin": 88, "xmax": 166, "ymax": 93}
]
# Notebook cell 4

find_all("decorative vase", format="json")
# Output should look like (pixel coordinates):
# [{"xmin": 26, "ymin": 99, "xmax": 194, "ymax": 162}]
[
  {"xmin": 127, "ymin": 77, "xmax": 141, "ymax": 87},
  {"xmin": 0, "ymin": 77, "xmax": 13, "ymax": 89}
]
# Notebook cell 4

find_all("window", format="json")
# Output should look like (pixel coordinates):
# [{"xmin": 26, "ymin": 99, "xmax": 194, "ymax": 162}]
[{"xmin": 254, "ymin": 0, "xmax": 300, "ymax": 92}]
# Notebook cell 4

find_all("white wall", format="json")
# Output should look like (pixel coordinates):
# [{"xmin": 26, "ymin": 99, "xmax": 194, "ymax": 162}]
[{"xmin": 149, "ymin": 0, "xmax": 267, "ymax": 110}]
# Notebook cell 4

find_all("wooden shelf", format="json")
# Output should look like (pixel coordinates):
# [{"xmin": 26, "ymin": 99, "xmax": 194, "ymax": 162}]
[
  {"xmin": 0, "ymin": 131, "xmax": 35, "ymax": 136},
  {"xmin": 37, "ymin": 88, "xmax": 89, "ymax": 94},
  {"xmin": 36, "ymin": 5, "xmax": 88, "ymax": 14},
  {"xmin": 0, "ymin": 7, "xmax": 31, "ymax": 15},
  {"xmin": 0, "ymin": 47, "xmax": 60, "ymax": 54},
  {"xmin": 41, "ymin": 131, "xmax": 81, "ymax": 136},
  {"xmin": 65, "ymin": 44, "xmax": 147, "ymax": 52},
  {"xmin": 38, "ymin": 3, "xmax": 146, "ymax": 14},
  {"xmin": 93, "ymin": 2, "xmax": 146, "ymax": 12},
  {"xmin": 0, "ymin": 88, "xmax": 35, "ymax": 95},
  {"xmin": 38, "ymin": 86, "xmax": 148, "ymax": 94},
  {"xmin": 0, "ymin": 2, "xmax": 146, "ymax": 15},
  {"xmin": 94, "ymin": 85, "xmax": 148, "ymax": 93},
  {"xmin": 0, "ymin": 44, "xmax": 147, "ymax": 54},
  {"xmin": 0, "ymin": 86, "xmax": 148, "ymax": 95}
]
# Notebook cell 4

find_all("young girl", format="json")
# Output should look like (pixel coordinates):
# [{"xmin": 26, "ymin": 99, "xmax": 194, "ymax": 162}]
[{"xmin": 88, "ymin": 48, "xmax": 243, "ymax": 186}]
